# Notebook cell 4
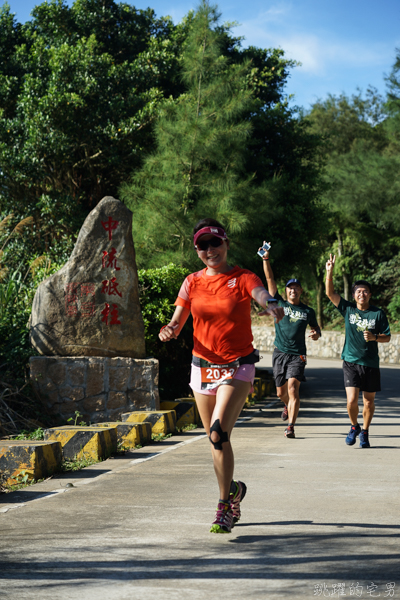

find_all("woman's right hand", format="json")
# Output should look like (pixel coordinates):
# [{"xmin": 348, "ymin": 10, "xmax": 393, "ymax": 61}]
[{"xmin": 158, "ymin": 321, "xmax": 179, "ymax": 342}]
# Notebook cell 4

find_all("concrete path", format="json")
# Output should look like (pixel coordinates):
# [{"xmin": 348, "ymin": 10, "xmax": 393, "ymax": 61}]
[{"xmin": 1, "ymin": 356, "xmax": 399, "ymax": 600}]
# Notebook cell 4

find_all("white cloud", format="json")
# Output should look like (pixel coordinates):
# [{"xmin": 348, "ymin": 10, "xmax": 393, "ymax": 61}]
[{"xmin": 234, "ymin": 10, "xmax": 395, "ymax": 77}]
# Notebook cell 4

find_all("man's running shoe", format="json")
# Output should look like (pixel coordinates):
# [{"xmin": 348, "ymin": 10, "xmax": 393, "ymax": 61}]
[
  {"xmin": 284, "ymin": 425, "xmax": 295, "ymax": 438},
  {"xmin": 345, "ymin": 424, "xmax": 361, "ymax": 446},
  {"xmin": 359, "ymin": 429, "xmax": 370, "ymax": 448},
  {"xmin": 229, "ymin": 480, "xmax": 247, "ymax": 524},
  {"xmin": 210, "ymin": 501, "xmax": 234, "ymax": 534},
  {"xmin": 281, "ymin": 405, "xmax": 288, "ymax": 421}
]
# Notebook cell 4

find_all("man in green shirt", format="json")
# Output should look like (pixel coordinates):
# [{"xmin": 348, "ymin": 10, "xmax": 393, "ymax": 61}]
[
  {"xmin": 261, "ymin": 243, "xmax": 321, "ymax": 439},
  {"xmin": 325, "ymin": 254, "xmax": 391, "ymax": 448}
]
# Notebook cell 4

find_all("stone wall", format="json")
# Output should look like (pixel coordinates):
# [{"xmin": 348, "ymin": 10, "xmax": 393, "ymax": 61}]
[
  {"xmin": 252, "ymin": 326, "xmax": 400, "ymax": 364},
  {"xmin": 30, "ymin": 356, "xmax": 160, "ymax": 424}
]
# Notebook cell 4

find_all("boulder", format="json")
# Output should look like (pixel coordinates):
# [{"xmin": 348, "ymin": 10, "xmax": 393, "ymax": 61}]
[{"xmin": 30, "ymin": 196, "xmax": 146, "ymax": 357}]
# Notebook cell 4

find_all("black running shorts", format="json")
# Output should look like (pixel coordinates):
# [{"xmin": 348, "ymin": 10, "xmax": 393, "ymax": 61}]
[
  {"xmin": 272, "ymin": 347, "xmax": 306, "ymax": 387},
  {"xmin": 342, "ymin": 360, "xmax": 381, "ymax": 393}
]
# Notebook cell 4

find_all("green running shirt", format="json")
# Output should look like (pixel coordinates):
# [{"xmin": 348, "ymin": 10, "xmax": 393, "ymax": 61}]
[
  {"xmin": 273, "ymin": 292, "xmax": 319, "ymax": 356},
  {"xmin": 336, "ymin": 297, "xmax": 391, "ymax": 368}
]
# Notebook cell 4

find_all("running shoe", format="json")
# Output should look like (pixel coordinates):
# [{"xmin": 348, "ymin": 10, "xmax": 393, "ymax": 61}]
[
  {"xmin": 210, "ymin": 501, "xmax": 234, "ymax": 534},
  {"xmin": 281, "ymin": 405, "xmax": 288, "ymax": 421},
  {"xmin": 359, "ymin": 429, "xmax": 370, "ymax": 448},
  {"xmin": 284, "ymin": 425, "xmax": 295, "ymax": 438},
  {"xmin": 229, "ymin": 480, "xmax": 247, "ymax": 524},
  {"xmin": 345, "ymin": 424, "xmax": 361, "ymax": 446}
]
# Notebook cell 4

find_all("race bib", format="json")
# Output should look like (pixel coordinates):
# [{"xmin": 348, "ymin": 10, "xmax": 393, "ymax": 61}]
[{"xmin": 199, "ymin": 358, "xmax": 240, "ymax": 390}]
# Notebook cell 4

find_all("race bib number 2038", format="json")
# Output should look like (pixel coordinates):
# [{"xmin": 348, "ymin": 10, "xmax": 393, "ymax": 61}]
[{"xmin": 199, "ymin": 359, "xmax": 239, "ymax": 390}]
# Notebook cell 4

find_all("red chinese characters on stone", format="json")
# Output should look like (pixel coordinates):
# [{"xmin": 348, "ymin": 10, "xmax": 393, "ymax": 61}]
[
  {"xmin": 100, "ymin": 216, "xmax": 122, "ymax": 326},
  {"xmin": 102, "ymin": 247, "xmax": 120, "ymax": 271},
  {"xmin": 65, "ymin": 283, "xmax": 95, "ymax": 318},
  {"xmin": 80, "ymin": 283, "xmax": 96, "ymax": 317},
  {"xmin": 65, "ymin": 283, "xmax": 79, "ymax": 316},
  {"xmin": 101, "ymin": 303, "xmax": 121, "ymax": 326},
  {"xmin": 101, "ymin": 216, "xmax": 119, "ymax": 241},
  {"xmin": 101, "ymin": 277, "xmax": 122, "ymax": 297}
]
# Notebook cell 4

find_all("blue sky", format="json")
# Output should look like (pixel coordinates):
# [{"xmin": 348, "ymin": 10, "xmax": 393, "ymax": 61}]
[{"xmin": 5, "ymin": 0, "xmax": 400, "ymax": 111}]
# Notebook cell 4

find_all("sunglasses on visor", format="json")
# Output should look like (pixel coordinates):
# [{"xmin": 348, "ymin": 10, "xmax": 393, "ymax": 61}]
[{"xmin": 195, "ymin": 237, "xmax": 224, "ymax": 251}]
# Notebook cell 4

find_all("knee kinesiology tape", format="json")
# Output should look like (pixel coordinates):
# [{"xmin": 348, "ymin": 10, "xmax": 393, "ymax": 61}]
[{"xmin": 209, "ymin": 419, "xmax": 229, "ymax": 450}]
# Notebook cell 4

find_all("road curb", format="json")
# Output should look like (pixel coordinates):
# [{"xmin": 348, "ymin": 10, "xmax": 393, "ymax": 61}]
[
  {"xmin": 44, "ymin": 426, "xmax": 118, "ymax": 460},
  {"xmin": 0, "ymin": 440, "xmax": 63, "ymax": 485},
  {"xmin": 91, "ymin": 421, "xmax": 152, "ymax": 448},
  {"xmin": 160, "ymin": 399, "xmax": 201, "ymax": 428},
  {"xmin": 121, "ymin": 410, "xmax": 176, "ymax": 435}
]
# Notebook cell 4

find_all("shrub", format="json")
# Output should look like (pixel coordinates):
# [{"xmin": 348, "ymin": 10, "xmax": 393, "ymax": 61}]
[
  {"xmin": 138, "ymin": 263, "xmax": 193, "ymax": 399},
  {"xmin": 388, "ymin": 292, "xmax": 400, "ymax": 323}
]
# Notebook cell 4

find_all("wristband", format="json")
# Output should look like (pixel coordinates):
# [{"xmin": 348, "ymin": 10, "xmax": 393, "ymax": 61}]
[
  {"xmin": 375, "ymin": 333, "xmax": 378, "ymax": 341},
  {"xmin": 267, "ymin": 299, "xmax": 278, "ymax": 304},
  {"xmin": 326, "ymin": 278, "xmax": 333, "ymax": 281},
  {"xmin": 262, "ymin": 257, "xmax": 269, "ymax": 261}
]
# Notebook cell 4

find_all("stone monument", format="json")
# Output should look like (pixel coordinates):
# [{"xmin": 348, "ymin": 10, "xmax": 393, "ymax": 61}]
[{"xmin": 29, "ymin": 196, "xmax": 159, "ymax": 423}]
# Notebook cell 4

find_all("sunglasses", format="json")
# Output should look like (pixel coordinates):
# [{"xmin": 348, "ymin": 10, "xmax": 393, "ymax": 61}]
[{"xmin": 195, "ymin": 237, "xmax": 224, "ymax": 251}]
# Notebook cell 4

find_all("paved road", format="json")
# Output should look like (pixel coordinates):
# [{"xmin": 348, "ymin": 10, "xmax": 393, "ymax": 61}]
[{"xmin": 1, "ymin": 356, "xmax": 399, "ymax": 600}]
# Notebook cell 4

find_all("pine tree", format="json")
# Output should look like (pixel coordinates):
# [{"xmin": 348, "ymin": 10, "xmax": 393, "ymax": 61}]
[{"xmin": 121, "ymin": 1, "xmax": 256, "ymax": 269}]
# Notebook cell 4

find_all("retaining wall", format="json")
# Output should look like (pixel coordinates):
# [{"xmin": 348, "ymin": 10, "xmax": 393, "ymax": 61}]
[
  {"xmin": 252, "ymin": 326, "xmax": 400, "ymax": 364},
  {"xmin": 29, "ymin": 356, "xmax": 160, "ymax": 424}
]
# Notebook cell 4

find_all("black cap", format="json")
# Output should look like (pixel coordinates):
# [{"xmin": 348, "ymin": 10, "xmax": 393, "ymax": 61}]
[{"xmin": 286, "ymin": 278, "xmax": 301, "ymax": 287}]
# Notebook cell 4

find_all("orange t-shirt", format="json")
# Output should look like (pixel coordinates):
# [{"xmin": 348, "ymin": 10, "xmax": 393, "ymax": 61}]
[{"xmin": 174, "ymin": 266, "xmax": 264, "ymax": 363}]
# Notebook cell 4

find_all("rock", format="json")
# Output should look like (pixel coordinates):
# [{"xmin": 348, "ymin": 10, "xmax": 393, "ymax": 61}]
[{"xmin": 30, "ymin": 196, "xmax": 146, "ymax": 357}]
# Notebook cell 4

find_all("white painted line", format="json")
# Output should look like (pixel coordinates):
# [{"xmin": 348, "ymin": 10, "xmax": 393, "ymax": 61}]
[
  {"xmin": 0, "ymin": 433, "xmax": 209, "ymax": 512},
  {"xmin": 129, "ymin": 433, "xmax": 208, "ymax": 465},
  {"xmin": 0, "ymin": 488, "xmax": 68, "ymax": 513},
  {"xmin": 0, "ymin": 504, "xmax": 26, "ymax": 514}
]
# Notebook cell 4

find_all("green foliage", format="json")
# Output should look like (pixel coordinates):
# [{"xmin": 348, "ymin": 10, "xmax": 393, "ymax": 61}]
[
  {"xmin": 121, "ymin": 1, "xmax": 322, "ymax": 276},
  {"xmin": 384, "ymin": 47, "xmax": 400, "ymax": 154},
  {"xmin": 61, "ymin": 455, "xmax": 100, "ymax": 471},
  {"xmin": 5, "ymin": 469, "xmax": 32, "ymax": 491},
  {"xmin": 115, "ymin": 441, "xmax": 142, "ymax": 453},
  {"xmin": 138, "ymin": 263, "xmax": 193, "ymax": 398},
  {"xmin": 10, "ymin": 470, "xmax": 30, "ymax": 485},
  {"xmin": 151, "ymin": 432, "xmax": 172, "ymax": 442},
  {"xmin": 67, "ymin": 410, "xmax": 87, "ymax": 426},
  {"xmin": 0, "ymin": 213, "xmax": 65, "ymax": 384},
  {"xmin": 303, "ymin": 88, "xmax": 400, "ymax": 324},
  {"xmin": 122, "ymin": 1, "xmax": 255, "ymax": 269},
  {"xmin": 1, "ymin": 473, "xmax": 47, "ymax": 493},
  {"xmin": 0, "ymin": 0, "xmax": 188, "ymax": 254},
  {"xmin": 177, "ymin": 423, "xmax": 198, "ymax": 432},
  {"xmin": 13, "ymin": 427, "xmax": 45, "ymax": 440},
  {"xmin": 388, "ymin": 293, "xmax": 400, "ymax": 322}
]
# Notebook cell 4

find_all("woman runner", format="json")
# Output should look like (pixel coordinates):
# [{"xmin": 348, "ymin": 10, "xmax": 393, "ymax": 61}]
[{"xmin": 159, "ymin": 218, "xmax": 284, "ymax": 533}]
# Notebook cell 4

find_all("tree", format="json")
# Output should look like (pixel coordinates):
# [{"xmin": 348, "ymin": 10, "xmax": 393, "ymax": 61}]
[
  {"xmin": 121, "ymin": 1, "xmax": 323, "ymax": 275},
  {"xmin": 305, "ymin": 89, "xmax": 400, "ymax": 323},
  {"xmin": 0, "ymin": 0, "xmax": 187, "ymax": 267},
  {"xmin": 381, "ymin": 48, "xmax": 400, "ymax": 321},
  {"xmin": 385, "ymin": 47, "xmax": 400, "ymax": 154},
  {"xmin": 121, "ymin": 1, "xmax": 256, "ymax": 268}
]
